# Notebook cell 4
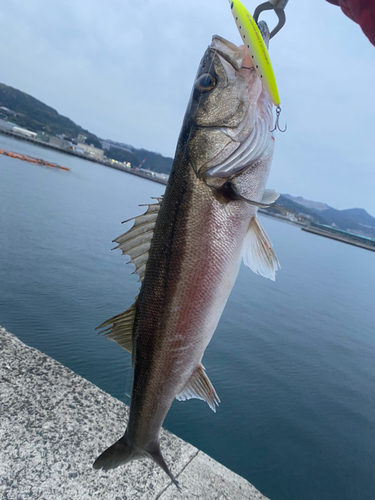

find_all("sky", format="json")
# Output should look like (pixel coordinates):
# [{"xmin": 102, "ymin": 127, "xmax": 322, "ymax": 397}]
[{"xmin": 1, "ymin": 0, "xmax": 374, "ymax": 214}]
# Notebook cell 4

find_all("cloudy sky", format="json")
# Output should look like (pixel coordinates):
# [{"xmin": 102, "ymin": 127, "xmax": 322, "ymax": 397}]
[{"xmin": 1, "ymin": 0, "xmax": 374, "ymax": 214}]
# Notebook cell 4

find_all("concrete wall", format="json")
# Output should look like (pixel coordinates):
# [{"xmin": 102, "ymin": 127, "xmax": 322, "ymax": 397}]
[{"xmin": 0, "ymin": 326, "xmax": 269, "ymax": 500}]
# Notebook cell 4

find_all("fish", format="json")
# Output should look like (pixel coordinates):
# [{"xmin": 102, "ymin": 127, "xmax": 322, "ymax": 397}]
[{"xmin": 93, "ymin": 27, "xmax": 279, "ymax": 489}]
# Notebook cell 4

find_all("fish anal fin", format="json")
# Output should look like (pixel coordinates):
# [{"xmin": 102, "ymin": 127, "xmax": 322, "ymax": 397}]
[
  {"xmin": 242, "ymin": 216, "xmax": 280, "ymax": 281},
  {"xmin": 95, "ymin": 298, "xmax": 138, "ymax": 353},
  {"xmin": 176, "ymin": 364, "xmax": 220, "ymax": 412}
]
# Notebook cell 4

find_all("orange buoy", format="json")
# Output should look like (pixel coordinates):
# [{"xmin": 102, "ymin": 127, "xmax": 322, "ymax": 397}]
[
  {"xmin": 1, "ymin": 149, "xmax": 69, "ymax": 171},
  {"xmin": 8, "ymin": 151, "xmax": 24, "ymax": 160},
  {"xmin": 24, "ymin": 155, "xmax": 43, "ymax": 164}
]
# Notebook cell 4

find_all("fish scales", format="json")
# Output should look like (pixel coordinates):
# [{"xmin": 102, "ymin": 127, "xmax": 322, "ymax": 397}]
[
  {"xmin": 132, "ymin": 163, "xmax": 251, "ymax": 428},
  {"xmin": 94, "ymin": 31, "xmax": 279, "ymax": 489}
]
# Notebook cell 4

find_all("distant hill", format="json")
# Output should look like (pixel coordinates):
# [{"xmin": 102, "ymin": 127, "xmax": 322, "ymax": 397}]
[
  {"xmin": 264, "ymin": 195, "xmax": 375, "ymax": 238},
  {"xmin": 337, "ymin": 208, "xmax": 375, "ymax": 228},
  {"xmin": 283, "ymin": 194, "xmax": 331, "ymax": 212},
  {"xmin": 319, "ymin": 207, "xmax": 375, "ymax": 237},
  {"xmin": 264, "ymin": 195, "xmax": 330, "ymax": 225},
  {"xmin": 102, "ymin": 139, "xmax": 173, "ymax": 175},
  {"xmin": 0, "ymin": 83, "xmax": 101, "ymax": 148},
  {"xmin": 0, "ymin": 83, "xmax": 174, "ymax": 173}
]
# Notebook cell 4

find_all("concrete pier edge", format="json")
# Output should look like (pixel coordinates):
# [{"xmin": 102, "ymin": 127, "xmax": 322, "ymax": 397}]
[{"xmin": 0, "ymin": 326, "xmax": 269, "ymax": 499}]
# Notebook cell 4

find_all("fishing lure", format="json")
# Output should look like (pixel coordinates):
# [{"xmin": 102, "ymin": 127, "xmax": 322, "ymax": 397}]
[{"xmin": 229, "ymin": 0, "xmax": 280, "ymax": 107}]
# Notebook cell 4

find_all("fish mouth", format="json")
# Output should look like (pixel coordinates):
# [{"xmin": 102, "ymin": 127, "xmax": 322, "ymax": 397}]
[{"xmin": 198, "ymin": 33, "xmax": 273, "ymax": 179}]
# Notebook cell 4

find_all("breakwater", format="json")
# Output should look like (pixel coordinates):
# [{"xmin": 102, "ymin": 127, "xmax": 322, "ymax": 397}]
[
  {"xmin": 302, "ymin": 225, "xmax": 375, "ymax": 252},
  {"xmin": 0, "ymin": 326, "xmax": 269, "ymax": 500}
]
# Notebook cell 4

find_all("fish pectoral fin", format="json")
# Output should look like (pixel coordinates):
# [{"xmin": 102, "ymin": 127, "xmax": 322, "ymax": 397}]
[
  {"xmin": 242, "ymin": 216, "xmax": 280, "ymax": 281},
  {"xmin": 219, "ymin": 182, "xmax": 276, "ymax": 208},
  {"xmin": 176, "ymin": 364, "xmax": 220, "ymax": 413},
  {"xmin": 261, "ymin": 189, "xmax": 280, "ymax": 205},
  {"xmin": 113, "ymin": 198, "xmax": 162, "ymax": 283},
  {"xmin": 95, "ymin": 298, "xmax": 137, "ymax": 353}
]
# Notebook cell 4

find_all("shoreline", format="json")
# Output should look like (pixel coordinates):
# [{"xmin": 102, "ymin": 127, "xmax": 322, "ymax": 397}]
[{"xmin": 0, "ymin": 128, "xmax": 168, "ymax": 185}]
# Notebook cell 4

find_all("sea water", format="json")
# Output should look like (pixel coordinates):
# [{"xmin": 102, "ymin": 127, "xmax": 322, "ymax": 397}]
[{"xmin": 1, "ymin": 135, "xmax": 374, "ymax": 500}]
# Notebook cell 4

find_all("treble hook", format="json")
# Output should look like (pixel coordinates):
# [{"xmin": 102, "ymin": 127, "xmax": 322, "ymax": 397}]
[{"xmin": 271, "ymin": 105, "xmax": 287, "ymax": 132}]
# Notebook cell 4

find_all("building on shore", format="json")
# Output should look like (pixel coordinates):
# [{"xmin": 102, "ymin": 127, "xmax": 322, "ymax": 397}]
[
  {"xmin": 12, "ymin": 126, "xmax": 37, "ymax": 139},
  {"xmin": 77, "ymin": 142, "xmax": 104, "ymax": 161},
  {"xmin": 49, "ymin": 136, "xmax": 64, "ymax": 147}
]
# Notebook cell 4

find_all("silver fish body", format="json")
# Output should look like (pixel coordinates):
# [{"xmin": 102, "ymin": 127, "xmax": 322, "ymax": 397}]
[{"xmin": 94, "ymin": 32, "xmax": 279, "ymax": 488}]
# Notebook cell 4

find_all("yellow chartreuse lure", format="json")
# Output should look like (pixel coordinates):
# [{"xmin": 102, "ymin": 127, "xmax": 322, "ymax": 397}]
[{"xmin": 229, "ymin": 0, "xmax": 280, "ymax": 107}]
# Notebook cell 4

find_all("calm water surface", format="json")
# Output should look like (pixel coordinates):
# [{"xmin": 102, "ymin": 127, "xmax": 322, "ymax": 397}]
[{"xmin": 1, "ymin": 135, "xmax": 374, "ymax": 500}]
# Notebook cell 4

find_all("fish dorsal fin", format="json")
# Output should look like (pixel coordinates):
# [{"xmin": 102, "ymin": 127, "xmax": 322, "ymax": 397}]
[
  {"xmin": 242, "ymin": 216, "xmax": 280, "ymax": 281},
  {"xmin": 176, "ymin": 364, "xmax": 220, "ymax": 412},
  {"xmin": 261, "ymin": 189, "xmax": 279, "ymax": 205},
  {"xmin": 95, "ymin": 199, "xmax": 162, "ymax": 352},
  {"xmin": 95, "ymin": 298, "xmax": 137, "ymax": 353},
  {"xmin": 112, "ymin": 198, "xmax": 162, "ymax": 282}
]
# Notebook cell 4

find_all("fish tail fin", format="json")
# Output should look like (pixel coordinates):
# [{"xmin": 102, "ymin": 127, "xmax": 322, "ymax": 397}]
[
  {"xmin": 148, "ymin": 443, "xmax": 181, "ymax": 491},
  {"xmin": 93, "ymin": 433, "xmax": 136, "ymax": 471},
  {"xmin": 93, "ymin": 435, "xmax": 181, "ymax": 490}
]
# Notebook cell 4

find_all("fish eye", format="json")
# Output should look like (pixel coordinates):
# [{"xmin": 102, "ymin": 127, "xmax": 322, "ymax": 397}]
[{"xmin": 195, "ymin": 73, "xmax": 216, "ymax": 92}]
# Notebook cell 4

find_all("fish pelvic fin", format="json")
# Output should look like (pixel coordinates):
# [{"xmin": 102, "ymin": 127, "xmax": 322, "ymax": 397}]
[
  {"xmin": 242, "ymin": 216, "xmax": 280, "ymax": 281},
  {"xmin": 95, "ymin": 297, "xmax": 137, "ymax": 353},
  {"xmin": 93, "ymin": 433, "xmax": 137, "ymax": 471},
  {"xmin": 176, "ymin": 364, "xmax": 220, "ymax": 412}
]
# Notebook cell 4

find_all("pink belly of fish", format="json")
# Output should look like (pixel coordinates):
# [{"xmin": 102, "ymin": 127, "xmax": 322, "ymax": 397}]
[{"xmin": 132, "ymin": 198, "xmax": 255, "ymax": 445}]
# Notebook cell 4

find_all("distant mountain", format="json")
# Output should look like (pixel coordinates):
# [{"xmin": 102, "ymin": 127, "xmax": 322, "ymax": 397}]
[
  {"xmin": 264, "ymin": 195, "xmax": 330, "ymax": 225},
  {"xmin": 102, "ymin": 140, "xmax": 173, "ymax": 175},
  {"xmin": 283, "ymin": 194, "xmax": 331, "ymax": 212},
  {"xmin": 102, "ymin": 139, "xmax": 173, "ymax": 175},
  {"xmin": 132, "ymin": 147, "xmax": 173, "ymax": 175},
  {"xmin": 0, "ymin": 83, "xmax": 101, "ymax": 148},
  {"xmin": 0, "ymin": 83, "xmax": 174, "ymax": 174},
  {"xmin": 339, "ymin": 208, "xmax": 375, "ymax": 228},
  {"xmin": 264, "ymin": 194, "xmax": 375, "ymax": 238},
  {"xmin": 319, "ymin": 207, "xmax": 375, "ymax": 237}
]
